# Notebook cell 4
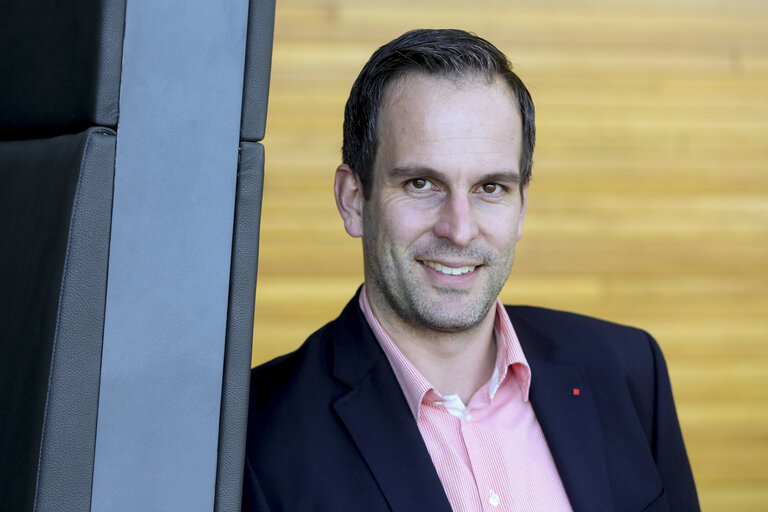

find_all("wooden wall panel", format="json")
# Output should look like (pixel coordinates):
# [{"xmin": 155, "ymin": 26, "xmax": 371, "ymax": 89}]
[{"xmin": 252, "ymin": 1, "xmax": 768, "ymax": 509}]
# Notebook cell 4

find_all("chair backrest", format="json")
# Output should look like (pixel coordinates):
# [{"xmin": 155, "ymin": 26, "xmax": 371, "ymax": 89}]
[{"xmin": 0, "ymin": 1, "xmax": 274, "ymax": 510}]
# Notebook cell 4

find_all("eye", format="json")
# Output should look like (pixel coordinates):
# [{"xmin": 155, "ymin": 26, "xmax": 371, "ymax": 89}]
[
  {"xmin": 408, "ymin": 178, "xmax": 433, "ymax": 190},
  {"xmin": 480, "ymin": 183, "xmax": 503, "ymax": 194}
]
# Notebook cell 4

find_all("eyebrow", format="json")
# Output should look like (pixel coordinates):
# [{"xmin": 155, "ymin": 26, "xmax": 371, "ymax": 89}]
[{"xmin": 389, "ymin": 166, "xmax": 521, "ymax": 185}]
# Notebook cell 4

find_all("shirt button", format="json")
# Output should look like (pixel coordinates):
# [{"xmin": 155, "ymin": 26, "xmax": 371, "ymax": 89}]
[
  {"xmin": 464, "ymin": 412, "xmax": 473, "ymax": 423},
  {"xmin": 488, "ymin": 490, "xmax": 500, "ymax": 507}
]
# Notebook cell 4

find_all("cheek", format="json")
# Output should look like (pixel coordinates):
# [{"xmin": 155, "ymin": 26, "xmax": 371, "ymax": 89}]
[
  {"xmin": 478, "ymin": 208, "xmax": 522, "ymax": 247},
  {"xmin": 379, "ymin": 199, "xmax": 436, "ymax": 243}
]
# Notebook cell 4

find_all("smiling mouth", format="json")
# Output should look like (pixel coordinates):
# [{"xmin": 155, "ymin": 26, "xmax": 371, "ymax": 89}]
[{"xmin": 421, "ymin": 260, "xmax": 478, "ymax": 275}]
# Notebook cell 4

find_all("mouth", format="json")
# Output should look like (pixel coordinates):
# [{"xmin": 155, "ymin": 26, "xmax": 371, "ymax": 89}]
[{"xmin": 420, "ymin": 260, "xmax": 478, "ymax": 276}]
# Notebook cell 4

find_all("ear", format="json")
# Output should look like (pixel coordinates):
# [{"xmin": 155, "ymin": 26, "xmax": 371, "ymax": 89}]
[
  {"xmin": 334, "ymin": 164, "xmax": 364, "ymax": 238},
  {"xmin": 516, "ymin": 181, "xmax": 529, "ymax": 242}
]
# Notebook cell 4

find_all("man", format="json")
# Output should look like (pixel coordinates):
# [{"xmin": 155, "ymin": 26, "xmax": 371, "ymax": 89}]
[{"xmin": 243, "ymin": 29, "xmax": 699, "ymax": 511}]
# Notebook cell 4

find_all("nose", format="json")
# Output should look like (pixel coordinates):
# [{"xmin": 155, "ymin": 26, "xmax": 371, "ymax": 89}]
[{"xmin": 432, "ymin": 193, "xmax": 478, "ymax": 247}]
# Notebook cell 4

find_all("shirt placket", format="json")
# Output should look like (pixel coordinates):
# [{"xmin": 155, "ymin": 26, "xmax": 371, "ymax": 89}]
[{"xmin": 461, "ymin": 383, "xmax": 515, "ymax": 512}]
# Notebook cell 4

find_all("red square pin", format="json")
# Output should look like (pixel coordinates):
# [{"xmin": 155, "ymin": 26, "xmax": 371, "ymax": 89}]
[{"xmin": 572, "ymin": 388, "xmax": 580, "ymax": 396}]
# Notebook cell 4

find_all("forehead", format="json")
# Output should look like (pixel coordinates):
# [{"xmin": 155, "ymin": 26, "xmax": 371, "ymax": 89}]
[{"xmin": 375, "ymin": 73, "xmax": 522, "ymax": 178}]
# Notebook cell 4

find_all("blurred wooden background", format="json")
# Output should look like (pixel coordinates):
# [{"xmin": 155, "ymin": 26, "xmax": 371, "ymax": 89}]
[{"xmin": 251, "ymin": 0, "xmax": 768, "ymax": 509}]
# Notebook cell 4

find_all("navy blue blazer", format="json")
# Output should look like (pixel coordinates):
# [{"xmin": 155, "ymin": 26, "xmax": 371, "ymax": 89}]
[{"xmin": 243, "ymin": 293, "xmax": 699, "ymax": 511}]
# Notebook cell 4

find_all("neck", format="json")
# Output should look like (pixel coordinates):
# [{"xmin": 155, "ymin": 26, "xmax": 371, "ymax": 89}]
[{"xmin": 368, "ymin": 294, "xmax": 498, "ymax": 404}]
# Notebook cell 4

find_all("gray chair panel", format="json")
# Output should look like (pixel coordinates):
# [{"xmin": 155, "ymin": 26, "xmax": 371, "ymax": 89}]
[
  {"xmin": 91, "ymin": 1, "xmax": 251, "ymax": 509},
  {"xmin": 0, "ymin": 128, "xmax": 116, "ymax": 512}
]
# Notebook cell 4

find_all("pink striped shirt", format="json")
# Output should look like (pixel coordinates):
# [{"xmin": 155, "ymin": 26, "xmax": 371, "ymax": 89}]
[{"xmin": 359, "ymin": 286, "xmax": 573, "ymax": 511}]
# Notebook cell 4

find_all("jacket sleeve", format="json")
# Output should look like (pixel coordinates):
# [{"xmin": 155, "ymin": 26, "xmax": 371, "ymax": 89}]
[
  {"xmin": 646, "ymin": 332, "xmax": 701, "ymax": 511},
  {"xmin": 242, "ymin": 455, "xmax": 272, "ymax": 512}
]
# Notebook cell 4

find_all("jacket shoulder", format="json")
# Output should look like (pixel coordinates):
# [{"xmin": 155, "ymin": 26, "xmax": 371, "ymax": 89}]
[
  {"xmin": 506, "ymin": 304, "xmax": 648, "ymax": 337},
  {"xmin": 249, "ymin": 320, "xmax": 335, "ymax": 406},
  {"xmin": 506, "ymin": 305, "xmax": 662, "ymax": 424},
  {"xmin": 505, "ymin": 304, "xmax": 656, "ymax": 360}
]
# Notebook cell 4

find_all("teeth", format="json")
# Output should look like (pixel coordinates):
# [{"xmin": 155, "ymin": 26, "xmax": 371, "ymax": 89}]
[{"xmin": 422, "ymin": 260, "xmax": 476, "ymax": 275}]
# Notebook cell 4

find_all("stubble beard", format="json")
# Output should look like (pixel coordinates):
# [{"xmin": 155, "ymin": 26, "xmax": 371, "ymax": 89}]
[{"xmin": 364, "ymin": 237, "xmax": 515, "ymax": 334}]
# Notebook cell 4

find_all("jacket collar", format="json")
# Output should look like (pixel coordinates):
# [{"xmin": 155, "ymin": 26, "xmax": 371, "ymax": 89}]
[{"xmin": 330, "ymin": 292, "xmax": 453, "ymax": 512}]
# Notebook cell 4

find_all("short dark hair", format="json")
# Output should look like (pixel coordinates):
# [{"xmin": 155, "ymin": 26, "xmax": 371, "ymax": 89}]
[{"xmin": 342, "ymin": 28, "xmax": 535, "ymax": 199}]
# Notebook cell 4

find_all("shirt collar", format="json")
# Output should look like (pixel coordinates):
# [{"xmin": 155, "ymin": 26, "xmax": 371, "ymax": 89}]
[
  {"xmin": 358, "ymin": 285, "xmax": 531, "ymax": 419},
  {"xmin": 490, "ymin": 298, "xmax": 531, "ymax": 402}
]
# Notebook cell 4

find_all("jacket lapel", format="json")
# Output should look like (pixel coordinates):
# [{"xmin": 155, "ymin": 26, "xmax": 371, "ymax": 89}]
[
  {"xmin": 511, "ymin": 307, "xmax": 614, "ymax": 512},
  {"xmin": 330, "ymin": 296, "xmax": 453, "ymax": 512}
]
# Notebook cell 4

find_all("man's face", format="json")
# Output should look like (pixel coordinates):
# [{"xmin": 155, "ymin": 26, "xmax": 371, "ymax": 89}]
[{"xmin": 340, "ymin": 73, "xmax": 528, "ymax": 334}]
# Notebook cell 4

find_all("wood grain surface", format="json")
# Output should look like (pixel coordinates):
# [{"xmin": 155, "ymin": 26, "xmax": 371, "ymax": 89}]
[{"xmin": 251, "ymin": 1, "xmax": 768, "ymax": 508}]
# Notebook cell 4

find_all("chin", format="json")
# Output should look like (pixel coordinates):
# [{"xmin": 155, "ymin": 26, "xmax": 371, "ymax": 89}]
[{"xmin": 410, "ymin": 301, "xmax": 491, "ymax": 333}]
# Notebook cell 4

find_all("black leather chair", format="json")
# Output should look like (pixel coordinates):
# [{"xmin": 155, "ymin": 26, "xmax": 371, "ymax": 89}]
[{"xmin": 0, "ymin": 1, "xmax": 274, "ymax": 510}]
